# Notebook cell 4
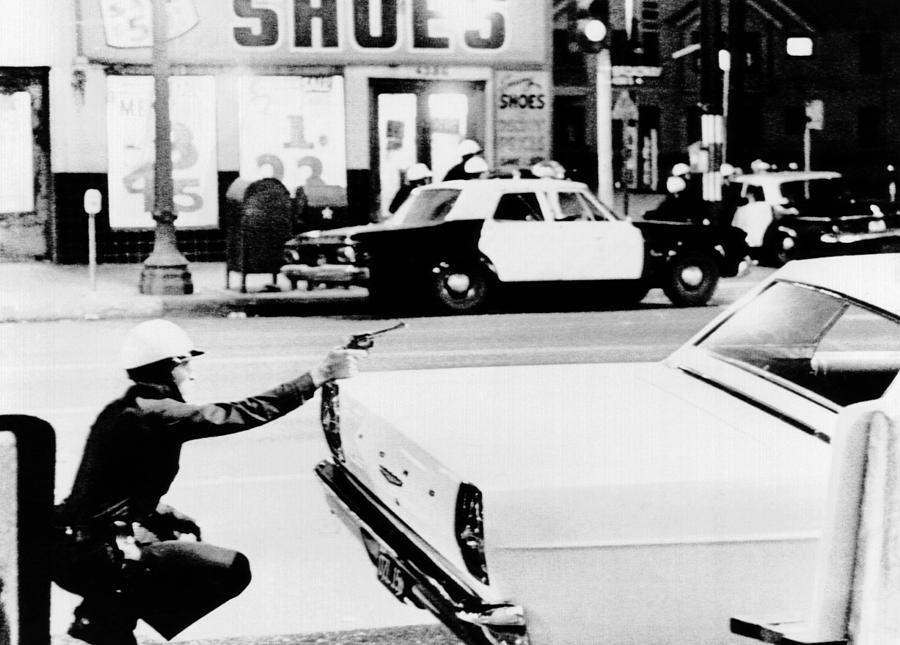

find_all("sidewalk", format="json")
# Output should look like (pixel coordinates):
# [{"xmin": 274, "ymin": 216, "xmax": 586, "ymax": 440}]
[
  {"xmin": 0, "ymin": 262, "xmax": 370, "ymax": 323},
  {"xmin": 0, "ymin": 258, "xmax": 769, "ymax": 324}
]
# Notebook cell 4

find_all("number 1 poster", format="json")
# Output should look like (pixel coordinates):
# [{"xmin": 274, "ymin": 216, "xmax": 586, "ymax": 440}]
[
  {"xmin": 107, "ymin": 75, "xmax": 218, "ymax": 229},
  {"xmin": 238, "ymin": 76, "xmax": 347, "ymax": 197}
]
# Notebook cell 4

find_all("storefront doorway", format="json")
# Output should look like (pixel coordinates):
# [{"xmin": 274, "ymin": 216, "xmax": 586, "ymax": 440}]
[{"xmin": 371, "ymin": 79, "xmax": 485, "ymax": 220}]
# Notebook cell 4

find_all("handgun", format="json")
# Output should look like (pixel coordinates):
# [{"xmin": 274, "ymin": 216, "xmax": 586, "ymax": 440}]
[
  {"xmin": 343, "ymin": 321, "xmax": 407, "ymax": 350},
  {"xmin": 321, "ymin": 322, "xmax": 406, "ymax": 462}
]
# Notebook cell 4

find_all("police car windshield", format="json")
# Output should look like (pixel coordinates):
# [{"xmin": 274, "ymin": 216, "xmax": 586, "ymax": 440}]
[{"xmin": 388, "ymin": 189, "xmax": 460, "ymax": 226}]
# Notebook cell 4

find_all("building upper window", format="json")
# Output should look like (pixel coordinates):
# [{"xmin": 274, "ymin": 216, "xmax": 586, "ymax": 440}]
[
  {"xmin": 786, "ymin": 36, "xmax": 813, "ymax": 57},
  {"xmin": 859, "ymin": 32, "xmax": 882, "ymax": 73},
  {"xmin": 859, "ymin": 106, "xmax": 882, "ymax": 148}
]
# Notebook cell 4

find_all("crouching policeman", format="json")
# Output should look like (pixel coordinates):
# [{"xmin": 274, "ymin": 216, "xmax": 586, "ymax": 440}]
[{"xmin": 53, "ymin": 319, "xmax": 367, "ymax": 645}]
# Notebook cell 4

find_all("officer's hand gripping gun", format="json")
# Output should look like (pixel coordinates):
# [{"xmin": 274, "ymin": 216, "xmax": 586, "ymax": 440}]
[{"xmin": 321, "ymin": 322, "xmax": 406, "ymax": 462}]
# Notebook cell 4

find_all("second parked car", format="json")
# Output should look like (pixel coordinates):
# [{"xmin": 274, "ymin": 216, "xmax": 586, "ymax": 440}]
[
  {"xmin": 281, "ymin": 177, "xmax": 749, "ymax": 313},
  {"xmin": 728, "ymin": 170, "xmax": 900, "ymax": 265}
]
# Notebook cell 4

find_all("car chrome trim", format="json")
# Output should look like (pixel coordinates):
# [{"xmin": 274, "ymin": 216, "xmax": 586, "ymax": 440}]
[
  {"xmin": 820, "ymin": 230, "xmax": 900, "ymax": 244},
  {"xmin": 677, "ymin": 366, "xmax": 830, "ymax": 443},
  {"xmin": 316, "ymin": 461, "xmax": 530, "ymax": 645},
  {"xmin": 279, "ymin": 263, "xmax": 369, "ymax": 283}
]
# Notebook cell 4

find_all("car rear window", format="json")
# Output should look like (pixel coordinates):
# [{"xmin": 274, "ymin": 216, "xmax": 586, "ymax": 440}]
[
  {"xmin": 698, "ymin": 281, "xmax": 900, "ymax": 407},
  {"xmin": 390, "ymin": 189, "xmax": 460, "ymax": 226},
  {"xmin": 780, "ymin": 178, "xmax": 843, "ymax": 204}
]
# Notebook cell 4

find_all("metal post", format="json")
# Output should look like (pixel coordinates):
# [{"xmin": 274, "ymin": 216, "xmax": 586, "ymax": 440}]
[
  {"xmin": 88, "ymin": 212, "xmax": 97, "ymax": 291},
  {"xmin": 596, "ymin": 48, "xmax": 614, "ymax": 206},
  {"xmin": 139, "ymin": 0, "xmax": 193, "ymax": 295},
  {"xmin": 700, "ymin": 0, "xmax": 723, "ymax": 223}
]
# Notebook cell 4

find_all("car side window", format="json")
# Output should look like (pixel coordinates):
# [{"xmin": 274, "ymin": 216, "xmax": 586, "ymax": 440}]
[
  {"xmin": 554, "ymin": 192, "xmax": 595, "ymax": 221},
  {"xmin": 549, "ymin": 191, "xmax": 613, "ymax": 221},
  {"xmin": 493, "ymin": 193, "xmax": 544, "ymax": 222}
]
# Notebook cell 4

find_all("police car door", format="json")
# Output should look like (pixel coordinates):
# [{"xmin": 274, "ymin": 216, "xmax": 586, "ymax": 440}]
[
  {"xmin": 477, "ymin": 190, "xmax": 557, "ymax": 282},
  {"xmin": 543, "ymin": 189, "xmax": 644, "ymax": 280}
]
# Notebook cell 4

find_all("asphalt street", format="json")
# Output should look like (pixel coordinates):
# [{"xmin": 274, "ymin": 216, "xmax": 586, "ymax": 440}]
[{"xmin": 2, "ymin": 301, "xmax": 754, "ymax": 644}]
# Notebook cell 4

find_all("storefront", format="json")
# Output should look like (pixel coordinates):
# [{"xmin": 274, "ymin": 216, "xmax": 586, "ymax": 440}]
[
  {"xmin": 52, "ymin": 0, "xmax": 552, "ymax": 263},
  {"xmin": 0, "ymin": 0, "xmax": 55, "ymax": 262}
]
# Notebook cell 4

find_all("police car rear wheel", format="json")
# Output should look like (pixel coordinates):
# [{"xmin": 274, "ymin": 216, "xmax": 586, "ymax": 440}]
[
  {"xmin": 662, "ymin": 253, "xmax": 719, "ymax": 307},
  {"xmin": 430, "ymin": 261, "xmax": 490, "ymax": 313}
]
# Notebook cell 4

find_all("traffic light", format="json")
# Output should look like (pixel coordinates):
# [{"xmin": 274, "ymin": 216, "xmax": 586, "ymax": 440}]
[{"xmin": 571, "ymin": 0, "xmax": 610, "ymax": 53}]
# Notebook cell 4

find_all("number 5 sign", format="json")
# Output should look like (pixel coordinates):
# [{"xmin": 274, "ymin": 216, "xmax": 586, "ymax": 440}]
[
  {"xmin": 100, "ymin": 0, "xmax": 199, "ymax": 49},
  {"xmin": 107, "ymin": 75, "xmax": 218, "ymax": 229}
]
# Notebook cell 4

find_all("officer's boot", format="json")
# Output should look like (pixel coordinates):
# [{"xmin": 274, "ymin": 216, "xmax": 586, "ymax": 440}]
[{"xmin": 68, "ymin": 596, "xmax": 138, "ymax": 645}]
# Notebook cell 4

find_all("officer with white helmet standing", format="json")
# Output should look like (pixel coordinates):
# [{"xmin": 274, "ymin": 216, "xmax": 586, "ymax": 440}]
[
  {"xmin": 53, "ymin": 319, "xmax": 366, "ymax": 645},
  {"xmin": 388, "ymin": 162, "xmax": 432, "ymax": 214},
  {"xmin": 443, "ymin": 139, "xmax": 485, "ymax": 181}
]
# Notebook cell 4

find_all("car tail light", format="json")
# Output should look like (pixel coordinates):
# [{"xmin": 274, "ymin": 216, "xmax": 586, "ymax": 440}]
[
  {"xmin": 456, "ymin": 482, "xmax": 489, "ymax": 584},
  {"xmin": 320, "ymin": 382, "xmax": 345, "ymax": 462},
  {"xmin": 284, "ymin": 248, "xmax": 300, "ymax": 263}
]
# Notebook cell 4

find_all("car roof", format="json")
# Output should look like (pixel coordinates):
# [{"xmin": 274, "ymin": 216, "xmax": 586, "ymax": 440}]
[
  {"xmin": 732, "ymin": 171, "xmax": 842, "ymax": 186},
  {"xmin": 774, "ymin": 253, "xmax": 900, "ymax": 316},
  {"xmin": 425, "ymin": 177, "xmax": 590, "ymax": 191}
]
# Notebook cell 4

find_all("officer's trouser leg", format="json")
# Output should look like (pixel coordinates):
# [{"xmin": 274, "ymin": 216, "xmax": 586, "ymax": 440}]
[{"xmin": 131, "ymin": 541, "xmax": 251, "ymax": 640}]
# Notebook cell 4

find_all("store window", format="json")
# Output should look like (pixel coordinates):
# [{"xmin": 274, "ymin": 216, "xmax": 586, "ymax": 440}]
[
  {"xmin": 106, "ymin": 76, "xmax": 218, "ymax": 229},
  {"xmin": 238, "ymin": 75, "xmax": 348, "ymax": 207}
]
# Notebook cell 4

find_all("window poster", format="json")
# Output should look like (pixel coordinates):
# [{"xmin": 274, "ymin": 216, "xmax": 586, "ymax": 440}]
[
  {"xmin": 0, "ymin": 92, "xmax": 35, "ymax": 213},
  {"xmin": 494, "ymin": 70, "xmax": 552, "ymax": 171},
  {"xmin": 107, "ymin": 75, "xmax": 218, "ymax": 229},
  {"xmin": 238, "ymin": 75, "xmax": 348, "ymax": 201}
]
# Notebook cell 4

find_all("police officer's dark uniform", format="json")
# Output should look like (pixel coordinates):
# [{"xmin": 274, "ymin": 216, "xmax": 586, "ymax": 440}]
[{"xmin": 53, "ymin": 319, "xmax": 362, "ymax": 645}]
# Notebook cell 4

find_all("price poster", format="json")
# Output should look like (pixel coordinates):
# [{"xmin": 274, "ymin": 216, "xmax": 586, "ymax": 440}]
[
  {"xmin": 0, "ymin": 92, "xmax": 35, "ymax": 213},
  {"xmin": 107, "ymin": 75, "xmax": 218, "ymax": 229},
  {"xmin": 238, "ymin": 76, "xmax": 347, "ymax": 197}
]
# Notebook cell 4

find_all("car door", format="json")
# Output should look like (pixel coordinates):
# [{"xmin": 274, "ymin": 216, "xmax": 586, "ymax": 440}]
[
  {"xmin": 542, "ymin": 189, "xmax": 644, "ymax": 280},
  {"xmin": 477, "ymin": 191, "xmax": 558, "ymax": 282}
]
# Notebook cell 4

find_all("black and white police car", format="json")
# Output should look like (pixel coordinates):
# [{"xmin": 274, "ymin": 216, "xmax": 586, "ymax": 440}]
[{"xmin": 281, "ymin": 176, "xmax": 750, "ymax": 314}]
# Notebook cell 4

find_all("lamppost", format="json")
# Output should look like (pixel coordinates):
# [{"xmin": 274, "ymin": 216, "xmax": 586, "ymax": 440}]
[
  {"xmin": 572, "ymin": 0, "xmax": 613, "ymax": 204},
  {"xmin": 139, "ymin": 0, "xmax": 193, "ymax": 295}
]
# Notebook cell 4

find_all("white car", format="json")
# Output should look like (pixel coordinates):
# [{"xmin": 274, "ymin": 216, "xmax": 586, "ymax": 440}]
[{"xmin": 315, "ymin": 253, "xmax": 900, "ymax": 644}]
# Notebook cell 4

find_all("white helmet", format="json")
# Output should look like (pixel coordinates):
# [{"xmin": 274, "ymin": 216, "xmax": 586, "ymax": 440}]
[
  {"xmin": 457, "ymin": 139, "xmax": 482, "ymax": 157},
  {"xmin": 463, "ymin": 156, "xmax": 489, "ymax": 175},
  {"xmin": 666, "ymin": 175, "xmax": 687, "ymax": 194},
  {"xmin": 406, "ymin": 163, "xmax": 432, "ymax": 182},
  {"xmin": 120, "ymin": 319, "xmax": 204, "ymax": 370},
  {"xmin": 671, "ymin": 162, "xmax": 691, "ymax": 177}
]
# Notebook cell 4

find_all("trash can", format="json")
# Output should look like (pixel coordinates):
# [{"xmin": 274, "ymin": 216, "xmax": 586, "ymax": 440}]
[{"xmin": 225, "ymin": 178, "xmax": 294, "ymax": 293}]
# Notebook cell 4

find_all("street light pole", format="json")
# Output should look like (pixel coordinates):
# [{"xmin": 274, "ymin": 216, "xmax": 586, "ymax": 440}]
[
  {"xmin": 595, "ymin": 47, "xmax": 614, "ymax": 206},
  {"xmin": 139, "ymin": 0, "xmax": 193, "ymax": 295}
]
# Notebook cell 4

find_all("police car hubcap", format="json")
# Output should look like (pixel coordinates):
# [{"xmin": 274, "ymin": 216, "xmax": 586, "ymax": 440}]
[
  {"xmin": 446, "ymin": 273, "xmax": 471, "ymax": 294},
  {"xmin": 680, "ymin": 266, "xmax": 705, "ymax": 287}
]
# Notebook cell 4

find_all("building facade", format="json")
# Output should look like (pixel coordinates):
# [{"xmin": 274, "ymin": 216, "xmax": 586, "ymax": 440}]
[
  {"xmin": 554, "ymin": 0, "xmax": 900, "ymax": 199},
  {"xmin": 0, "ymin": 0, "xmax": 553, "ymax": 263}
]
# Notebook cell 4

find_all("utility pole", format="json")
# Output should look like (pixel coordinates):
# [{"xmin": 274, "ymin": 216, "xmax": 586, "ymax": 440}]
[
  {"xmin": 140, "ymin": 0, "xmax": 193, "ymax": 294},
  {"xmin": 699, "ymin": 0, "xmax": 724, "ymax": 221}
]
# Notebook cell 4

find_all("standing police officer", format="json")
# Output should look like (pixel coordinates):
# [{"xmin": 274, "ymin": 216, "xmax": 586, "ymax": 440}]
[
  {"xmin": 443, "ymin": 139, "xmax": 485, "ymax": 181},
  {"xmin": 53, "ymin": 319, "xmax": 366, "ymax": 645}
]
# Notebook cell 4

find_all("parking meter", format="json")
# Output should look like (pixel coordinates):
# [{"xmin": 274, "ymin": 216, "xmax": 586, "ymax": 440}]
[{"xmin": 84, "ymin": 189, "xmax": 102, "ymax": 290}]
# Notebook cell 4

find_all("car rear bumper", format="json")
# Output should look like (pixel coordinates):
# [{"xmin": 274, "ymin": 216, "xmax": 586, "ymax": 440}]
[
  {"xmin": 819, "ymin": 229, "xmax": 900, "ymax": 246},
  {"xmin": 280, "ymin": 263, "xmax": 369, "ymax": 285},
  {"xmin": 315, "ymin": 460, "xmax": 530, "ymax": 645}
]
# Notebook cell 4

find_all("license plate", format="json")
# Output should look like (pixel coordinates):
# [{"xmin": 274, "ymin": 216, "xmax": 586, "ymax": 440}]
[{"xmin": 376, "ymin": 551, "xmax": 407, "ymax": 599}]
